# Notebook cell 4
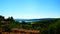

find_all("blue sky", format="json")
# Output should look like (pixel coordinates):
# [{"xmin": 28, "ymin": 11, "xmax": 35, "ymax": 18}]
[{"xmin": 0, "ymin": 0, "xmax": 60, "ymax": 19}]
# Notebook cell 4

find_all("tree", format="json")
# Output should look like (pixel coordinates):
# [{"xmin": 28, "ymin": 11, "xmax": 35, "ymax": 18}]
[
  {"xmin": 21, "ymin": 21, "xmax": 26, "ymax": 28},
  {"xmin": 0, "ymin": 15, "xmax": 5, "ymax": 21},
  {"xmin": 6, "ymin": 16, "xmax": 14, "ymax": 21},
  {"xmin": 3, "ymin": 26, "xmax": 11, "ymax": 32},
  {"xmin": 22, "ymin": 20, "xmax": 26, "ymax": 24}
]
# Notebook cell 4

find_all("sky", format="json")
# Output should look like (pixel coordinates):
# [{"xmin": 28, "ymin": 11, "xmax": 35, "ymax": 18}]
[{"xmin": 0, "ymin": 0, "xmax": 60, "ymax": 19}]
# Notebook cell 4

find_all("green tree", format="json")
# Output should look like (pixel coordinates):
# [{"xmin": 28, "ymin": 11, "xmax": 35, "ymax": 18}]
[
  {"xmin": 0, "ymin": 15, "xmax": 5, "ymax": 21},
  {"xmin": 6, "ymin": 16, "xmax": 14, "ymax": 21}
]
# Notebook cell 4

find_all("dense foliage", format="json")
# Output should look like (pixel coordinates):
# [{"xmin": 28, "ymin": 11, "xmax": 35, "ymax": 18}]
[{"xmin": 0, "ymin": 15, "xmax": 60, "ymax": 34}]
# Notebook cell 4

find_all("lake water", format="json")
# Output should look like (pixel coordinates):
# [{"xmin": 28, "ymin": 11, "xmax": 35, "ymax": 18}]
[
  {"xmin": 19, "ymin": 20, "xmax": 40, "ymax": 22},
  {"xmin": 15, "ymin": 19, "xmax": 41, "ymax": 23}
]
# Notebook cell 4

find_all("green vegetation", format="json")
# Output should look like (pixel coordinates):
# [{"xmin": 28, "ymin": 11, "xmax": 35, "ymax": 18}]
[{"xmin": 0, "ymin": 15, "xmax": 60, "ymax": 34}]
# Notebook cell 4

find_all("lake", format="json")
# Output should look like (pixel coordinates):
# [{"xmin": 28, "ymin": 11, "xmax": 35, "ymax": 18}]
[{"xmin": 15, "ymin": 19, "xmax": 41, "ymax": 22}]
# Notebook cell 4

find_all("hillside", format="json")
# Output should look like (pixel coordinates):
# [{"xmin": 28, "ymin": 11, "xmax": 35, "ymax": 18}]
[{"xmin": 0, "ymin": 15, "xmax": 60, "ymax": 34}]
